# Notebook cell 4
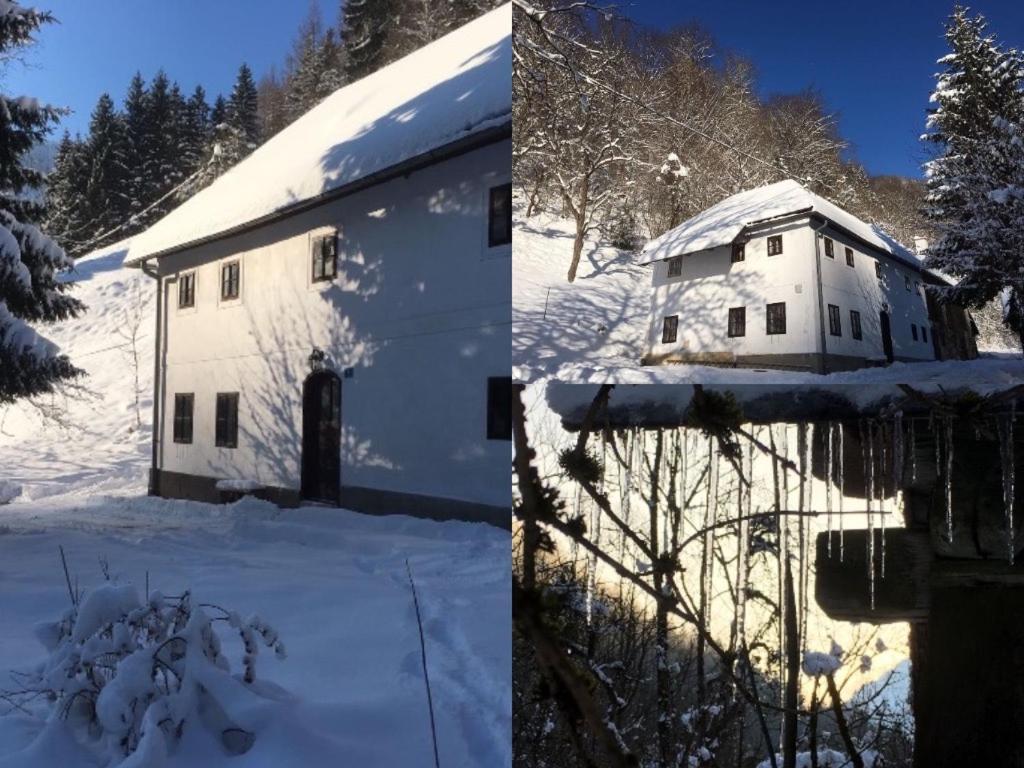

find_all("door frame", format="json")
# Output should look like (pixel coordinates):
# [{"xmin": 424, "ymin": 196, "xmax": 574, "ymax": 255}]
[{"xmin": 300, "ymin": 369, "xmax": 342, "ymax": 504}]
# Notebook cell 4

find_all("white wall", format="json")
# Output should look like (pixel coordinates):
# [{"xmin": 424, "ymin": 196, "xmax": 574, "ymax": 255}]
[
  {"xmin": 155, "ymin": 139, "xmax": 511, "ymax": 508},
  {"xmin": 648, "ymin": 219, "xmax": 819, "ymax": 361},
  {"xmin": 647, "ymin": 216, "xmax": 936, "ymax": 366},
  {"xmin": 817, "ymin": 225, "xmax": 934, "ymax": 363}
]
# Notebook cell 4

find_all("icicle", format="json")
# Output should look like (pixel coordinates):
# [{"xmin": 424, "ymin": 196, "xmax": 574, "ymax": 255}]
[
  {"xmin": 863, "ymin": 420, "xmax": 876, "ymax": 611},
  {"xmin": 703, "ymin": 437, "xmax": 720, "ymax": 639},
  {"xmin": 944, "ymin": 416, "xmax": 954, "ymax": 544},
  {"xmin": 909, "ymin": 417, "xmax": 917, "ymax": 483},
  {"xmin": 838, "ymin": 422, "xmax": 846, "ymax": 562},
  {"xmin": 879, "ymin": 420, "xmax": 887, "ymax": 580},
  {"xmin": 998, "ymin": 411, "xmax": 1016, "ymax": 565},
  {"xmin": 825, "ymin": 422, "xmax": 834, "ymax": 557}
]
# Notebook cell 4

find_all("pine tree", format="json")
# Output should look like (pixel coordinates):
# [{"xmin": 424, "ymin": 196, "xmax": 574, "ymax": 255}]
[
  {"xmin": 82, "ymin": 93, "xmax": 131, "ymax": 247},
  {"xmin": 257, "ymin": 67, "xmax": 289, "ymax": 139},
  {"xmin": 0, "ymin": 4, "xmax": 82, "ymax": 403},
  {"xmin": 210, "ymin": 94, "xmax": 227, "ymax": 128},
  {"xmin": 122, "ymin": 72, "xmax": 149, "ymax": 223},
  {"xmin": 182, "ymin": 85, "xmax": 210, "ymax": 177},
  {"xmin": 923, "ymin": 6, "xmax": 1024, "ymax": 350},
  {"xmin": 341, "ymin": 0, "xmax": 393, "ymax": 82},
  {"xmin": 44, "ymin": 132, "xmax": 91, "ymax": 256},
  {"xmin": 227, "ymin": 63, "xmax": 259, "ymax": 147}
]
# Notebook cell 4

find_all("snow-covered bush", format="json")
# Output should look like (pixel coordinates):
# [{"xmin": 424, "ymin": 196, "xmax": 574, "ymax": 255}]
[
  {"xmin": 0, "ymin": 480, "xmax": 21, "ymax": 505},
  {"xmin": 16, "ymin": 583, "xmax": 286, "ymax": 764}
]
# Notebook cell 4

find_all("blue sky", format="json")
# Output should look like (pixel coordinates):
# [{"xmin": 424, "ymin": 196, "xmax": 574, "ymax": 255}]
[
  {"xmin": 5, "ymin": 2, "xmax": 1024, "ymax": 179},
  {"xmin": 619, "ymin": 0, "xmax": 1024, "ymax": 178},
  {"xmin": 4, "ymin": 0, "xmax": 333, "ymax": 137}
]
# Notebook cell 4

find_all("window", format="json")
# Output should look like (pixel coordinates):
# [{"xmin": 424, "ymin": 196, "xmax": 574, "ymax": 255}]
[
  {"xmin": 850, "ymin": 310, "xmax": 863, "ymax": 340},
  {"xmin": 904, "ymin": 275, "xmax": 911, "ymax": 292},
  {"xmin": 488, "ymin": 183, "xmax": 512, "ymax": 247},
  {"xmin": 667, "ymin": 256, "xmax": 683, "ymax": 277},
  {"xmin": 221, "ymin": 261, "xmax": 240, "ymax": 301},
  {"xmin": 922, "ymin": 325, "xmax": 928, "ymax": 343},
  {"xmin": 824, "ymin": 237, "xmax": 834, "ymax": 258},
  {"xmin": 215, "ymin": 392, "xmax": 239, "ymax": 448},
  {"xmin": 662, "ymin": 315, "xmax": 678, "ymax": 344},
  {"xmin": 845, "ymin": 247, "xmax": 854, "ymax": 267},
  {"xmin": 767, "ymin": 235, "xmax": 783, "ymax": 256},
  {"xmin": 178, "ymin": 272, "xmax": 195, "ymax": 308},
  {"xmin": 312, "ymin": 233, "xmax": 338, "ymax": 282},
  {"xmin": 728, "ymin": 307, "xmax": 746, "ymax": 337},
  {"xmin": 875, "ymin": 261, "xmax": 883, "ymax": 279},
  {"xmin": 828, "ymin": 304, "xmax": 842, "ymax": 337},
  {"xmin": 732, "ymin": 242, "xmax": 745, "ymax": 263},
  {"xmin": 486, "ymin": 377, "xmax": 512, "ymax": 440},
  {"xmin": 766, "ymin": 302, "xmax": 787, "ymax": 335},
  {"xmin": 911, "ymin": 323, "xmax": 918, "ymax": 341},
  {"xmin": 173, "ymin": 393, "xmax": 194, "ymax": 444}
]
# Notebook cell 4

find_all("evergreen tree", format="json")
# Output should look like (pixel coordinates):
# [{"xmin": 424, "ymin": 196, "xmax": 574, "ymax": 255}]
[
  {"xmin": 341, "ymin": 0, "xmax": 392, "ymax": 82},
  {"xmin": 227, "ymin": 63, "xmax": 259, "ymax": 147},
  {"xmin": 122, "ymin": 72, "xmax": 149, "ymax": 222},
  {"xmin": 82, "ymin": 93, "xmax": 131, "ymax": 247},
  {"xmin": 44, "ymin": 132, "xmax": 91, "ymax": 256},
  {"xmin": 0, "ymin": 4, "xmax": 82, "ymax": 403},
  {"xmin": 923, "ymin": 6, "xmax": 1024, "ymax": 349},
  {"xmin": 182, "ymin": 85, "xmax": 210, "ymax": 177},
  {"xmin": 210, "ymin": 94, "xmax": 227, "ymax": 128}
]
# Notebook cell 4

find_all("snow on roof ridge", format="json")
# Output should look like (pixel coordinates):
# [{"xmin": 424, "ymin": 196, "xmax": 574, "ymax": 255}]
[
  {"xmin": 126, "ymin": 4, "xmax": 511, "ymax": 264},
  {"xmin": 639, "ymin": 178, "xmax": 922, "ymax": 272}
]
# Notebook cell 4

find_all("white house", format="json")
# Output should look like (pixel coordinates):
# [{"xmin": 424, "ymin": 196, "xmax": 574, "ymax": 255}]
[
  {"xmin": 125, "ymin": 6, "xmax": 512, "ymax": 527},
  {"xmin": 640, "ymin": 179, "xmax": 976, "ymax": 372}
]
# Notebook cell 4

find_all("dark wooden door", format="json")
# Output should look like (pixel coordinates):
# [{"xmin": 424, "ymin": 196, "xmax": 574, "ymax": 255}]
[
  {"xmin": 301, "ymin": 371, "xmax": 341, "ymax": 503},
  {"xmin": 879, "ymin": 310, "xmax": 894, "ymax": 362}
]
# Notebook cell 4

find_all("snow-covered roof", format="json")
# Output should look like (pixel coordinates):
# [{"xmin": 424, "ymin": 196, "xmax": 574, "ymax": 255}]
[
  {"xmin": 639, "ymin": 179, "xmax": 924, "ymax": 272},
  {"xmin": 125, "ymin": 4, "xmax": 511, "ymax": 265}
]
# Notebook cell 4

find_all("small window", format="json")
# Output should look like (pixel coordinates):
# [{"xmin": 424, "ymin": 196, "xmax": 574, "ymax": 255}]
[
  {"xmin": 488, "ymin": 183, "xmax": 512, "ymax": 247},
  {"xmin": 766, "ymin": 302, "xmax": 786, "ymax": 335},
  {"xmin": 845, "ymin": 247, "xmax": 854, "ymax": 267},
  {"xmin": 221, "ymin": 261, "xmax": 240, "ymax": 301},
  {"xmin": 921, "ymin": 325, "xmax": 928, "ymax": 343},
  {"xmin": 312, "ymin": 233, "xmax": 338, "ymax": 282},
  {"xmin": 904, "ymin": 275, "xmax": 911, "ymax": 292},
  {"xmin": 828, "ymin": 304, "xmax": 842, "ymax": 336},
  {"xmin": 731, "ymin": 242, "xmax": 745, "ymax": 263},
  {"xmin": 662, "ymin": 315, "xmax": 678, "ymax": 344},
  {"xmin": 486, "ymin": 377, "xmax": 512, "ymax": 440},
  {"xmin": 824, "ymin": 237, "xmax": 834, "ymax": 258},
  {"xmin": 767, "ymin": 235, "xmax": 783, "ymax": 256},
  {"xmin": 667, "ymin": 256, "xmax": 683, "ymax": 278},
  {"xmin": 850, "ymin": 310, "xmax": 862, "ymax": 340},
  {"xmin": 875, "ymin": 261, "xmax": 883, "ymax": 279},
  {"xmin": 178, "ymin": 272, "xmax": 195, "ymax": 308},
  {"xmin": 728, "ymin": 307, "xmax": 746, "ymax": 337},
  {"xmin": 911, "ymin": 323, "xmax": 918, "ymax": 341},
  {"xmin": 173, "ymin": 393, "xmax": 194, "ymax": 444},
  {"xmin": 215, "ymin": 392, "xmax": 239, "ymax": 448}
]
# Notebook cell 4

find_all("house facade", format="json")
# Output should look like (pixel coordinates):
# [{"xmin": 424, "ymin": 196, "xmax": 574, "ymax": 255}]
[
  {"xmin": 126, "ymin": 6, "xmax": 511, "ymax": 526},
  {"xmin": 640, "ymin": 180, "xmax": 977, "ymax": 372}
]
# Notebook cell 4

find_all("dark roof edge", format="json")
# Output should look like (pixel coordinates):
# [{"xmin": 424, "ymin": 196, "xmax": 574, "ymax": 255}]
[{"xmin": 129, "ymin": 119, "xmax": 512, "ymax": 266}]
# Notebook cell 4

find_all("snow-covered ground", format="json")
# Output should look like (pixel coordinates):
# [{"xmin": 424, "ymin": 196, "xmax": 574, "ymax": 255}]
[
  {"xmin": 0, "ymin": 243, "xmax": 510, "ymax": 766},
  {"xmin": 513, "ymin": 205, "xmax": 1024, "ymax": 391}
]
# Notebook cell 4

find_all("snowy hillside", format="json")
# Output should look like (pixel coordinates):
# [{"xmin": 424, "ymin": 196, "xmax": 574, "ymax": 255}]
[
  {"xmin": 0, "ymin": 246, "xmax": 511, "ymax": 766},
  {"xmin": 0, "ymin": 239, "xmax": 153, "ymax": 501},
  {"xmin": 512, "ymin": 204, "xmax": 649, "ymax": 382}
]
